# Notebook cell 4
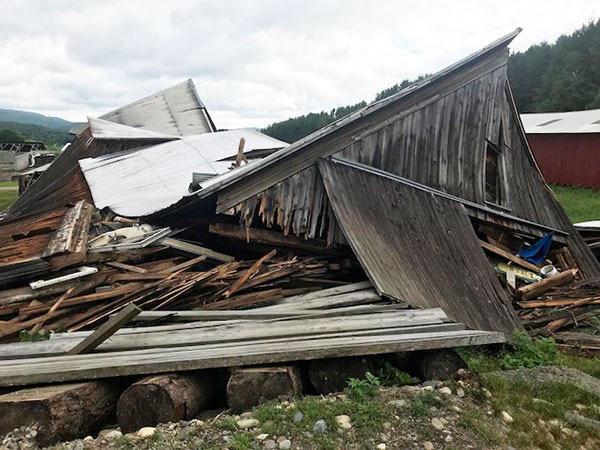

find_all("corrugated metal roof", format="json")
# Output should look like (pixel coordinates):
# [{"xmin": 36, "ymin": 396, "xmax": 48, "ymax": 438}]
[
  {"xmin": 88, "ymin": 117, "xmax": 180, "ymax": 141},
  {"xmin": 521, "ymin": 109, "xmax": 600, "ymax": 134},
  {"xmin": 99, "ymin": 79, "xmax": 216, "ymax": 136},
  {"xmin": 79, "ymin": 129, "xmax": 287, "ymax": 217},
  {"xmin": 318, "ymin": 157, "xmax": 522, "ymax": 334}
]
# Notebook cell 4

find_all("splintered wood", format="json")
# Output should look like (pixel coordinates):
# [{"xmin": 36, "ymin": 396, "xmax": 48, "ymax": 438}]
[{"xmin": 0, "ymin": 249, "xmax": 356, "ymax": 341}]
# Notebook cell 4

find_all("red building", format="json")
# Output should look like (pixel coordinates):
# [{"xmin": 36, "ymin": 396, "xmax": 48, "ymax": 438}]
[{"xmin": 521, "ymin": 109, "xmax": 600, "ymax": 189}]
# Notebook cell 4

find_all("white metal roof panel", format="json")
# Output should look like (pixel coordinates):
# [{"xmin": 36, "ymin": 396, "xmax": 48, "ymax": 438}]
[
  {"xmin": 79, "ymin": 129, "xmax": 287, "ymax": 217},
  {"xmin": 88, "ymin": 117, "xmax": 180, "ymax": 141},
  {"xmin": 100, "ymin": 79, "xmax": 216, "ymax": 136},
  {"xmin": 521, "ymin": 109, "xmax": 600, "ymax": 134}
]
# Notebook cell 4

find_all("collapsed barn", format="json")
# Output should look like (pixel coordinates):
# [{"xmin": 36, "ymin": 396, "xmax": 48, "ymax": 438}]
[{"xmin": 1, "ymin": 28, "xmax": 600, "ymax": 444}]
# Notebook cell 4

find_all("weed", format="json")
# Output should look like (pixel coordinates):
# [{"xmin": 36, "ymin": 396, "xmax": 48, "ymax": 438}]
[
  {"xmin": 19, "ymin": 329, "xmax": 51, "ymax": 342},
  {"xmin": 229, "ymin": 432, "xmax": 254, "ymax": 450},
  {"xmin": 500, "ymin": 331, "xmax": 563, "ymax": 369},
  {"xmin": 345, "ymin": 371, "xmax": 380, "ymax": 401},
  {"xmin": 217, "ymin": 416, "xmax": 239, "ymax": 432},
  {"xmin": 374, "ymin": 360, "xmax": 419, "ymax": 386},
  {"xmin": 409, "ymin": 390, "xmax": 447, "ymax": 418},
  {"xmin": 457, "ymin": 407, "xmax": 503, "ymax": 445}
]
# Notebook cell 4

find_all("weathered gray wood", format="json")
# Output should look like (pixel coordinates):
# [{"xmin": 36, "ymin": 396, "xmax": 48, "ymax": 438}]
[
  {"xmin": 0, "ymin": 330, "xmax": 505, "ymax": 386},
  {"xmin": 0, "ymin": 381, "xmax": 123, "ymax": 446},
  {"xmin": 2, "ymin": 310, "xmax": 458, "ymax": 359},
  {"xmin": 117, "ymin": 372, "xmax": 219, "ymax": 432},
  {"xmin": 68, "ymin": 304, "xmax": 141, "ymax": 355},
  {"xmin": 227, "ymin": 365, "xmax": 302, "ymax": 412},
  {"xmin": 161, "ymin": 237, "xmax": 234, "ymax": 262}
]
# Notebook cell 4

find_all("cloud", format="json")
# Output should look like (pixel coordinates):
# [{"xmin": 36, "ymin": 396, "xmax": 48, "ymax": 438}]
[{"xmin": 0, "ymin": 0, "xmax": 597, "ymax": 127}]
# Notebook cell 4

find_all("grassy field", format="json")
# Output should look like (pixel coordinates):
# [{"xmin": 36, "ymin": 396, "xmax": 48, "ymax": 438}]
[
  {"xmin": 550, "ymin": 184, "xmax": 600, "ymax": 223},
  {"xmin": 0, "ymin": 181, "xmax": 17, "ymax": 211}
]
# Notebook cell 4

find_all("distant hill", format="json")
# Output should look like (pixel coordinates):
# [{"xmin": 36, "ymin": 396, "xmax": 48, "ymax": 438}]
[
  {"xmin": 0, "ymin": 108, "xmax": 75, "ymax": 132},
  {"xmin": 0, "ymin": 121, "xmax": 71, "ymax": 145}
]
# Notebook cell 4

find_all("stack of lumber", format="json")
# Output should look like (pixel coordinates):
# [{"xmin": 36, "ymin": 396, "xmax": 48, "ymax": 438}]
[
  {"xmin": 0, "ymin": 248, "xmax": 357, "ymax": 341},
  {"xmin": 0, "ymin": 282, "xmax": 506, "ymax": 387},
  {"xmin": 516, "ymin": 276, "xmax": 600, "ymax": 335}
]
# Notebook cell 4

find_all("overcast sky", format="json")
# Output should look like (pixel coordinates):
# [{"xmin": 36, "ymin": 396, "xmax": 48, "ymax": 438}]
[{"xmin": 0, "ymin": 1, "xmax": 597, "ymax": 128}]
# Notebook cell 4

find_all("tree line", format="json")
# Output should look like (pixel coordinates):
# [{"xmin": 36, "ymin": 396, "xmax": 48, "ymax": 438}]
[{"xmin": 264, "ymin": 20, "xmax": 600, "ymax": 143}]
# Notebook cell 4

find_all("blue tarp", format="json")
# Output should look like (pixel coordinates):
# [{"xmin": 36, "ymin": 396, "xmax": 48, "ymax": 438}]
[{"xmin": 517, "ymin": 233, "xmax": 553, "ymax": 264}]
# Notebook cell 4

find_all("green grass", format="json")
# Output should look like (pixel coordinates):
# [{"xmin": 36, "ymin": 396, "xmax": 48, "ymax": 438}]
[
  {"xmin": 0, "ymin": 189, "xmax": 17, "ymax": 211},
  {"xmin": 550, "ymin": 184, "xmax": 600, "ymax": 223},
  {"xmin": 0, "ymin": 181, "xmax": 17, "ymax": 188}
]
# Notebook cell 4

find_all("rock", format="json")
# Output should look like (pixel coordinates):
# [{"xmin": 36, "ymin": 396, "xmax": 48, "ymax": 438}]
[
  {"xmin": 73, "ymin": 441, "xmax": 85, "ymax": 450},
  {"xmin": 431, "ymin": 418, "xmax": 444, "ymax": 430},
  {"xmin": 438, "ymin": 387, "xmax": 452, "ymax": 395},
  {"xmin": 256, "ymin": 433, "xmax": 269, "ymax": 441},
  {"xmin": 452, "ymin": 405, "xmax": 462, "ymax": 412},
  {"xmin": 547, "ymin": 419, "xmax": 560, "ymax": 428},
  {"xmin": 456, "ymin": 388, "xmax": 465, "ymax": 398},
  {"xmin": 456, "ymin": 368, "xmax": 468, "ymax": 377},
  {"xmin": 337, "ymin": 394, "xmax": 348, "ymax": 401},
  {"xmin": 264, "ymin": 440, "xmax": 277, "ymax": 450},
  {"xmin": 439, "ymin": 418, "xmax": 448, "ymax": 425},
  {"xmin": 240, "ymin": 411, "xmax": 254, "ymax": 418},
  {"xmin": 400, "ymin": 385, "xmax": 421, "ymax": 393},
  {"xmin": 314, "ymin": 419, "xmax": 327, "ymax": 433},
  {"xmin": 575, "ymin": 403, "xmax": 587, "ymax": 411},
  {"xmin": 424, "ymin": 441, "xmax": 434, "ymax": 450},
  {"xmin": 482, "ymin": 388, "xmax": 492, "ymax": 398},
  {"xmin": 445, "ymin": 434, "xmax": 453, "ymax": 442},
  {"xmin": 335, "ymin": 415, "xmax": 352, "ymax": 430},
  {"xmin": 104, "ymin": 429, "xmax": 123, "ymax": 440},
  {"xmin": 236, "ymin": 418, "xmax": 260, "ymax": 429},
  {"xmin": 137, "ymin": 427, "xmax": 156, "ymax": 438},
  {"xmin": 293, "ymin": 410, "xmax": 304, "ymax": 423},
  {"xmin": 382, "ymin": 421, "xmax": 392, "ymax": 430},
  {"xmin": 279, "ymin": 439, "xmax": 291, "ymax": 449},
  {"xmin": 83, "ymin": 436, "xmax": 94, "ymax": 441},
  {"xmin": 422, "ymin": 385, "xmax": 434, "ymax": 392},
  {"xmin": 423, "ymin": 381, "xmax": 437, "ymax": 388},
  {"xmin": 388, "ymin": 399, "xmax": 407, "ymax": 407},
  {"xmin": 500, "ymin": 411, "xmax": 513, "ymax": 425},
  {"xmin": 376, "ymin": 444, "xmax": 387, "ymax": 450}
]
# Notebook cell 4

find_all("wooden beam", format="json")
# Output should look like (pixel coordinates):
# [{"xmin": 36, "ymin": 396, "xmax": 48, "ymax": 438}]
[
  {"xmin": 161, "ymin": 237, "xmax": 234, "ymax": 263},
  {"xmin": 68, "ymin": 304, "xmax": 141, "ymax": 355},
  {"xmin": 479, "ymin": 239, "xmax": 541, "ymax": 273},
  {"xmin": 515, "ymin": 269, "xmax": 578, "ymax": 301},
  {"xmin": 209, "ymin": 223, "xmax": 341, "ymax": 253}
]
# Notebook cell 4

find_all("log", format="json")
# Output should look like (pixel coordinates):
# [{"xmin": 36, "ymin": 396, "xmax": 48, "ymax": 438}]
[
  {"xmin": 226, "ymin": 366, "xmax": 302, "ymax": 412},
  {"xmin": 0, "ymin": 381, "xmax": 122, "ymax": 446},
  {"xmin": 516, "ymin": 269, "xmax": 578, "ymax": 301},
  {"xmin": 413, "ymin": 349, "xmax": 467, "ymax": 381},
  {"xmin": 117, "ymin": 372, "xmax": 220, "ymax": 433},
  {"xmin": 479, "ymin": 239, "xmax": 541, "ymax": 273},
  {"xmin": 308, "ymin": 357, "xmax": 372, "ymax": 394}
]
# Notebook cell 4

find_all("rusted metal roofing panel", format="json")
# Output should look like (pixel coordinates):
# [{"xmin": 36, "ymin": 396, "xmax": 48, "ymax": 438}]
[
  {"xmin": 100, "ymin": 79, "xmax": 216, "ymax": 136},
  {"xmin": 521, "ymin": 109, "xmax": 600, "ymax": 134},
  {"xmin": 318, "ymin": 157, "xmax": 522, "ymax": 334},
  {"xmin": 79, "ymin": 129, "xmax": 287, "ymax": 218}
]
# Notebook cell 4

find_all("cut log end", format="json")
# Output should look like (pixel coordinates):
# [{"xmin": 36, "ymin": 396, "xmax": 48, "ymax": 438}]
[
  {"xmin": 0, "ymin": 380, "xmax": 123, "ymax": 447},
  {"xmin": 413, "ymin": 349, "xmax": 467, "ymax": 381},
  {"xmin": 226, "ymin": 365, "xmax": 302, "ymax": 412},
  {"xmin": 117, "ymin": 372, "xmax": 221, "ymax": 433}
]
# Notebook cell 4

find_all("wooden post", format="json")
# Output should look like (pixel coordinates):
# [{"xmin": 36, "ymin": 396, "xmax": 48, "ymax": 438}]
[
  {"xmin": 226, "ymin": 366, "xmax": 302, "ymax": 412},
  {"xmin": 116, "ymin": 372, "xmax": 221, "ymax": 433},
  {"xmin": 0, "ymin": 381, "xmax": 123, "ymax": 447},
  {"xmin": 308, "ymin": 357, "xmax": 372, "ymax": 394}
]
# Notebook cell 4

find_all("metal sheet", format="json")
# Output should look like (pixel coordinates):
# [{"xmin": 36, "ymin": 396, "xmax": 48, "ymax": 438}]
[
  {"xmin": 79, "ymin": 129, "xmax": 287, "ymax": 217},
  {"xmin": 100, "ymin": 79, "xmax": 216, "ymax": 136},
  {"xmin": 521, "ymin": 109, "xmax": 600, "ymax": 134},
  {"xmin": 88, "ymin": 117, "xmax": 180, "ymax": 141},
  {"xmin": 318, "ymin": 157, "xmax": 522, "ymax": 334}
]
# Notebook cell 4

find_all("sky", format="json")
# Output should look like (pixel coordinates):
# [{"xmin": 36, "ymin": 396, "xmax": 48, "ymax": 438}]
[{"xmin": 0, "ymin": 1, "xmax": 598, "ymax": 129}]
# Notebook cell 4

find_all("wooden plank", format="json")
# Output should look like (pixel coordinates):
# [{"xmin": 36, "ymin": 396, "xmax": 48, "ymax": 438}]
[
  {"xmin": 0, "ymin": 329, "xmax": 505, "ymax": 386},
  {"xmin": 67, "ymin": 304, "xmax": 141, "ymax": 355},
  {"xmin": 224, "ymin": 250, "xmax": 276, "ymax": 298},
  {"xmin": 161, "ymin": 237, "xmax": 233, "ymax": 263},
  {"xmin": 479, "ymin": 239, "xmax": 541, "ymax": 272},
  {"xmin": 2, "ymin": 309, "xmax": 454, "ymax": 359},
  {"xmin": 515, "ymin": 269, "xmax": 578, "ymax": 301},
  {"xmin": 106, "ymin": 261, "xmax": 148, "ymax": 274}
]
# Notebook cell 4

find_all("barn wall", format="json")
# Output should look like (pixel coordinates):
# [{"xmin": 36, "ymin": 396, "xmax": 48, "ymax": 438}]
[{"xmin": 527, "ymin": 134, "xmax": 600, "ymax": 189}]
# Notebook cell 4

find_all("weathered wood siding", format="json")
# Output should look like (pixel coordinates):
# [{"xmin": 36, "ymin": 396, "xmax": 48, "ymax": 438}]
[{"xmin": 232, "ymin": 51, "xmax": 598, "ymax": 276}]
